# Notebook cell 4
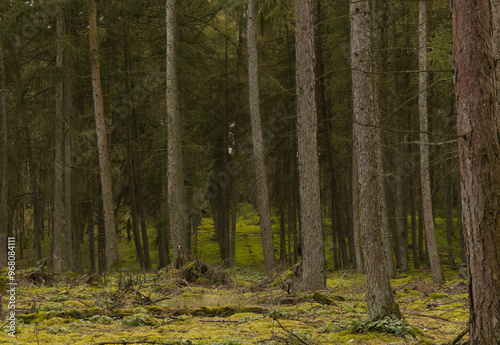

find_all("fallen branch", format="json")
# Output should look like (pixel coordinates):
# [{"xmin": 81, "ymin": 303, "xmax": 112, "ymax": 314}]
[
  {"xmin": 274, "ymin": 317, "xmax": 313, "ymax": 345},
  {"xmin": 450, "ymin": 327, "xmax": 469, "ymax": 345}
]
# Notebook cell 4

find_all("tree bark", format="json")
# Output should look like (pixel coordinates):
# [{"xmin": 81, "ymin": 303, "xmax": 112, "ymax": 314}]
[
  {"xmin": 350, "ymin": 0, "xmax": 400, "ymax": 319},
  {"xmin": 0, "ymin": 33, "xmax": 8, "ymax": 268},
  {"xmin": 453, "ymin": 0, "xmax": 500, "ymax": 342},
  {"xmin": 53, "ymin": 4, "xmax": 64, "ymax": 273},
  {"xmin": 295, "ymin": 0, "xmax": 325, "ymax": 290},
  {"xmin": 247, "ymin": 0, "xmax": 276, "ymax": 275},
  {"xmin": 418, "ymin": 0, "xmax": 444, "ymax": 284},
  {"xmin": 445, "ymin": 174, "xmax": 455, "ymax": 268},
  {"xmin": 89, "ymin": 0, "xmax": 119, "ymax": 270},
  {"xmin": 166, "ymin": 0, "xmax": 188, "ymax": 269},
  {"xmin": 0, "ymin": 39, "xmax": 7, "ymax": 268}
]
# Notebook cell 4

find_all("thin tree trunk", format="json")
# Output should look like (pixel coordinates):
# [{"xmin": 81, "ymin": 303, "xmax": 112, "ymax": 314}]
[
  {"xmin": 247, "ymin": 0, "xmax": 276, "ymax": 275},
  {"xmin": 25, "ymin": 122, "xmax": 42, "ymax": 262},
  {"xmin": 63, "ymin": 17, "xmax": 75, "ymax": 271},
  {"xmin": 0, "ymin": 40, "xmax": 7, "ymax": 267},
  {"xmin": 410, "ymin": 176, "xmax": 419, "ymax": 269},
  {"xmin": 97, "ymin": 201, "xmax": 106, "ymax": 273},
  {"xmin": 53, "ymin": 4, "xmax": 64, "ymax": 273},
  {"xmin": 445, "ymin": 174, "xmax": 455, "ymax": 268},
  {"xmin": 166, "ymin": 0, "xmax": 188, "ymax": 268},
  {"xmin": 89, "ymin": 0, "xmax": 119, "ymax": 270},
  {"xmin": 87, "ymin": 181, "xmax": 95, "ymax": 274},
  {"xmin": 418, "ymin": 0, "xmax": 444, "ymax": 284},
  {"xmin": 453, "ymin": 1, "xmax": 500, "ymax": 342},
  {"xmin": 350, "ymin": 0, "xmax": 400, "ymax": 319}
]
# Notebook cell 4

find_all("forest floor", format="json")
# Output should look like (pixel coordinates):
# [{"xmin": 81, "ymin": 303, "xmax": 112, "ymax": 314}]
[{"xmin": 0, "ymin": 263, "xmax": 469, "ymax": 345}]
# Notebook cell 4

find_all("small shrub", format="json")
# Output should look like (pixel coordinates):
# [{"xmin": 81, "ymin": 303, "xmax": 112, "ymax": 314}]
[
  {"xmin": 89, "ymin": 315, "xmax": 113, "ymax": 324},
  {"xmin": 349, "ymin": 316, "xmax": 416, "ymax": 337}
]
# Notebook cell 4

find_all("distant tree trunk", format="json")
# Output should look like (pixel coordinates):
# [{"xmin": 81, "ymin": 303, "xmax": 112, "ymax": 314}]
[
  {"xmin": 247, "ymin": 0, "xmax": 276, "ymax": 275},
  {"xmin": 89, "ymin": 0, "xmax": 119, "ymax": 270},
  {"xmin": 295, "ymin": 0, "xmax": 325, "ymax": 290},
  {"xmin": 453, "ymin": 1, "xmax": 500, "ymax": 343},
  {"xmin": 444, "ymin": 175, "xmax": 455, "ymax": 268},
  {"xmin": 63, "ymin": 16, "xmax": 76, "ymax": 271},
  {"xmin": 418, "ymin": 0, "xmax": 444, "ymax": 284},
  {"xmin": 350, "ymin": 0, "xmax": 400, "ymax": 319},
  {"xmin": 24, "ymin": 121, "xmax": 42, "ymax": 262},
  {"xmin": 166, "ymin": 0, "xmax": 188, "ymax": 268},
  {"xmin": 87, "ymin": 182, "xmax": 95, "ymax": 274},
  {"xmin": 0, "ymin": 40, "xmax": 7, "ymax": 268},
  {"xmin": 409, "ymin": 176, "xmax": 419, "ymax": 269},
  {"xmin": 97, "ymin": 201, "xmax": 106, "ymax": 273},
  {"xmin": 53, "ymin": 4, "xmax": 64, "ymax": 273},
  {"xmin": 391, "ymin": 15, "xmax": 409, "ymax": 271},
  {"xmin": 127, "ymin": 128, "xmax": 145, "ymax": 266}
]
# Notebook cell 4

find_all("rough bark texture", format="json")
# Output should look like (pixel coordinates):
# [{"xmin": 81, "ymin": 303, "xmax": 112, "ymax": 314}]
[
  {"xmin": 418, "ymin": 0, "xmax": 444, "ymax": 284},
  {"xmin": 0, "ymin": 40, "xmax": 7, "ymax": 268},
  {"xmin": 352, "ymin": 151, "xmax": 363, "ymax": 273},
  {"xmin": 89, "ymin": 0, "xmax": 119, "ymax": 270},
  {"xmin": 350, "ymin": 0, "xmax": 400, "ymax": 319},
  {"xmin": 166, "ymin": 0, "xmax": 188, "ymax": 269},
  {"xmin": 295, "ymin": 0, "xmax": 326, "ymax": 290},
  {"xmin": 53, "ymin": 5, "xmax": 64, "ymax": 273},
  {"xmin": 247, "ymin": 0, "xmax": 277, "ymax": 275},
  {"xmin": 453, "ymin": 1, "xmax": 500, "ymax": 343}
]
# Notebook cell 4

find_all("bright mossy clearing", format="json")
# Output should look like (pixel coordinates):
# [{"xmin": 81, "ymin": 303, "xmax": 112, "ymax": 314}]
[{"xmin": 0, "ymin": 266, "xmax": 469, "ymax": 344}]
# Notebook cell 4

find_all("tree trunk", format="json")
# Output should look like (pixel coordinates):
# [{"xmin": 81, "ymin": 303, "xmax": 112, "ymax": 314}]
[
  {"xmin": 53, "ymin": 4, "xmax": 64, "ymax": 273},
  {"xmin": 453, "ymin": 1, "xmax": 500, "ymax": 342},
  {"xmin": 444, "ymin": 174, "xmax": 455, "ymax": 268},
  {"xmin": 87, "ymin": 180, "xmax": 95, "ymax": 274},
  {"xmin": 418, "ymin": 0, "xmax": 444, "ymax": 284},
  {"xmin": 352, "ymin": 150, "xmax": 363, "ymax": 273},
  {"xmin": 63, "ymin": 14, "xmax": 75, "ymax": 271},
  {"xmin": 89, "ymin": 0, "xmax": 119, "ymax": 270},
  {"xmin": 166, "ymin": 0, "xmax": 188, "ymax": 269},
  {"xmin": 0, "ymin": 39, "xmax": 7, "ymax": 268},
  {"xmin": 295, "ymin": 0, "xmax": 325, "ymax": 290},
  {"xmin": 350, "ymin": 0, "xmax": 400, "ymax": 319},
  {"xmin": 24, "ymin": 121, "xmax": 42, "ymax": 262},
  {"xmin": 247, "ymin": 0, "xmax": 276, "ymax": 275}
]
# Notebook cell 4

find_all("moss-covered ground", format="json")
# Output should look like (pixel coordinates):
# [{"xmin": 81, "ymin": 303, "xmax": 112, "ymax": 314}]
[
  {"xmin": 1, "ymin": 204, "xmax": 469, "ymax": 344},
  {"xmin": 0, "ymin": 267, "xmax": 469, "ymax": 344}
]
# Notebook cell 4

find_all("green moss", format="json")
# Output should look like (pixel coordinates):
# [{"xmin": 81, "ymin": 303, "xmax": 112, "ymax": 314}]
[{"xmin": 428, "ymin": 293, "xmax": 448, "ymax": 299}]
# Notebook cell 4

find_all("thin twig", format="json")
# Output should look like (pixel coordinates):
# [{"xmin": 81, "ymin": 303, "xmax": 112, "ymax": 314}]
[
  {"xmin": 274, "ymin": 317, "xmax": 312, "ymax": 345},
  {"xmin": 329, "ymin": 270, "xmax": 348, "ymax": 291}
]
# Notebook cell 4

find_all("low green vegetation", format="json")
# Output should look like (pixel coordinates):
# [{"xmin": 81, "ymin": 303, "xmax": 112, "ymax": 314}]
[{"xmin": 1, "ymin": 206, "xmax": 469, "ymax": 344}]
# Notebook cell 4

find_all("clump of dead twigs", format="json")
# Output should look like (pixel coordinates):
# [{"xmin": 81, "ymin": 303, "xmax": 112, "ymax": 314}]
[{"xmin": 178, "ymin": 260, "xmax": 234, "ymax": 286}]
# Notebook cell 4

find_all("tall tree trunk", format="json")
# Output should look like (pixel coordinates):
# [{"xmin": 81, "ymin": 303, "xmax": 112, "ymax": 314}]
[
  {"xmin": 350, "ymin": 0, "xmax": 400, "ymax": 319},
  {"xmin": 89, "ymin": 0, "xmax": 119, "ymax": 270},
  {"xmin": 53, "ymin": 4, "xmax": 64, "ymax": 273},
  {"xmin": 418, "ymin": 0, "xmax": 444, "ymax": 284},
  {"xmin": 247, "ymin": 0, "xmax": 276, "ymax": 275},
  {"xmin": 295, "ymin": 0, "xmax": 325, "ymax": 290},
  {"xmin": 63, "ymin": 15, "xmax": 75, "ymax": 271},
  {"xmin": 453, "ymin": 1, "xmax": 500, "ymax": 342},
  {"xmin": 0, "ymin": 37, "xmax": 8, "ymax": 268},
  {"xmin": 166, "ymin": 0, "xmax": 188, "ymax": 268},
  {"xmin": 0, "ymin": 40, "xmax": 7, "ymax": 268}
]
